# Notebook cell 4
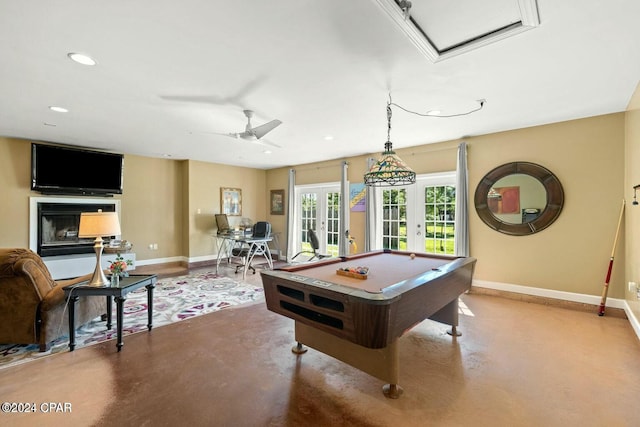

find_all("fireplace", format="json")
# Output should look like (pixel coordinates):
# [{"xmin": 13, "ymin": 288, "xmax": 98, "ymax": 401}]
[
  {"xmin": 28, "ymin": 197, "xmax": 133, "ymax": 280},
  {"xmin": 37, "ymin": 202, "xmax": 117, "ymax": 257},
  {"xmin": 30, "ymin": 197, "xmax": 120, "ymax": 258}
]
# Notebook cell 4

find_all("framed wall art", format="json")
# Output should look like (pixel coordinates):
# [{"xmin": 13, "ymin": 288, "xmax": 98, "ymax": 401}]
[
  {"xmin": 270, "ymin": 189, "xmax": 285, "ymax": 215},
  {"xmin": 220, "ymin": 187, "xmax": 242, "ymax": 216}
]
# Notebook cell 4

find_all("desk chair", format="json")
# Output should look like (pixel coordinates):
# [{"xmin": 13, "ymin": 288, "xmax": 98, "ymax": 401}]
[
  {"xmin": 292, "ymin": 229, "xmax": 331, "ymax": 261},
  {"xmin": 232, "ymin": 221, "xmax": 272, "ymax": 274}
]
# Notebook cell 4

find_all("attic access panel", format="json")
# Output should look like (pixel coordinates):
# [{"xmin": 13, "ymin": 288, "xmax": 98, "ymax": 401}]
[{"xmin": 375, "ymin": 0, "xmax": 540, "ymax": 62}]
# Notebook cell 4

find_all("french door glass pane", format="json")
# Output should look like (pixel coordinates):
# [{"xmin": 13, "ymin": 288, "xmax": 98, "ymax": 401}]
[
  {"xmin": 382, "ymin": 188, "xmax": 407, "ymax": 250},
  {"xmin": 326, "ymin": 192, "xmax": 340, "ymax": 256},
  {"xmin": 424, "ymin": 185, "xmax": 455, "ymax": 254},
  {"xmin": 300, "ymin": 193, "xmax": 317, "ymax": 253}
]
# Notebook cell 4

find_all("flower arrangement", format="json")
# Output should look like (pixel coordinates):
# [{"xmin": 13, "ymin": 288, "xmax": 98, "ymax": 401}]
[{"xmin": 109, "ymin": 254, "xmax": 132, "ymax": 277}]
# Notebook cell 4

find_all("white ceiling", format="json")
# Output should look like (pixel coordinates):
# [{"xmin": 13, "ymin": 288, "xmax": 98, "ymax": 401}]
[{"xmin": 1, "ymin": 0, "xmax": 639, "ymax": 170}]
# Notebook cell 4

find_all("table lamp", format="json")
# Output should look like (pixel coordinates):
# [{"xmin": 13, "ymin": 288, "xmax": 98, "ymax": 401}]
[{"xmin": 78, "ymin": 210, "xmax": 121, "ymax": 287}]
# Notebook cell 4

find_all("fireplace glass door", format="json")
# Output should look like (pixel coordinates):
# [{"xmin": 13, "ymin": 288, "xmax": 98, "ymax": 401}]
[{"xmin": 38, "ymin": 203, "xmax": 116, "ymax": 257}]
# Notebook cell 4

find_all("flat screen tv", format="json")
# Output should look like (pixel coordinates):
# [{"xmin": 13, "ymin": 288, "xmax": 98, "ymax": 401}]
[{"xmin": 31, "ymin": 143, "xmax": 124, "ymax": 196}]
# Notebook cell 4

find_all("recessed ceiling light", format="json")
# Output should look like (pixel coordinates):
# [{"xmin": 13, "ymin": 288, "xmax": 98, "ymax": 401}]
[
  {"xmin": 67, "ymin": 52, "xmax": 97, "ymax": 66},
  {"xmin": 324, "ymin": 135, "xmax": 334, "ymax": 141},
  {"xmin": 263, "ymin": 150, "xmax": 272, "ymax": 154},
  {"xmin": 49, "ymin": 106, "xmax": 68, "ymax": 113},
  {"xmin": 426, "ymin": 110, "xmax": 441, "ymax": 116}
]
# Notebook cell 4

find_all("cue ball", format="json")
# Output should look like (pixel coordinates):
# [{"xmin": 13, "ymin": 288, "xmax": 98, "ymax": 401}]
[{"xmin": 410, "ymin": 253, "xmax": 415, "ymax": 259}]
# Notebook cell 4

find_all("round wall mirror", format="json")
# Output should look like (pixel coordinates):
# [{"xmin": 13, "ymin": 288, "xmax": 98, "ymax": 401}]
[{"xmin": 474, "ymin": 162, "xmax": 564, "ymax": 235}]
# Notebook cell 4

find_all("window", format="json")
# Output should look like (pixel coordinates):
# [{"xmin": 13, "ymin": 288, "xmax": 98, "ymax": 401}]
[
  {"xmin": 374, "ymin": 172, "xmax": 456, "ymax": 254},
  {"xmin": 424, "ymin": 185, "xmax": 456, "ymax": 254},
  {"xmin": 382, "ymin": 188, "xmax": 407, "ymax": 250}
]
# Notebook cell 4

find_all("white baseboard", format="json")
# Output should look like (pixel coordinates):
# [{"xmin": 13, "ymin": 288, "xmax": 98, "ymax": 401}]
[
  {"xmin": 187, "ymin": 254, "xmax": 218, "ymax": 264},
  {"xmin": 135, "ymin": 255, "xmax": 188, "ymax": 266},
  {"xmin": 472, "ymin": 279, "xmax": 626, "ymax": 309},
  {"xmin": 623, "ymin": 301, "xmax": 640, "ymax": 340},
  {"xmin": 473, "ymin": 279, "xmax": 639, "ymax": 341},
  {"xmin": 134, "ymin": 254, "xmax": 220, "ymax": 266}
]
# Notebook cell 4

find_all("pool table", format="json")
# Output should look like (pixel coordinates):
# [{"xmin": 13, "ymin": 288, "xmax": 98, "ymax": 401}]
[{"xmin": 260, "ymin": 249, "xmax": 477, "ymax": 398}]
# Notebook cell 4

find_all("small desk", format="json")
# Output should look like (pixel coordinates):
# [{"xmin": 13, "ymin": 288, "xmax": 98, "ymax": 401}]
[
  {"xmin": 215, "ymin": 233, "xmax": 273, "ymax": 279},
  {"xmin": 63, "ymin": 274, "xmax": 157, "ymax": 352}
]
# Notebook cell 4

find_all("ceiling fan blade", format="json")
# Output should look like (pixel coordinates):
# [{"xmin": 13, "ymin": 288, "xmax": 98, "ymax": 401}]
[
  {"xmin": 198, "ymin": 131, "xmax": 240, "ymax": 139},
  {"xmin": 251, "ymin": 119, "xmax": 282, "ymax": 139},
  {"xmin": 241, "ymin": 137, "xmax": 282, "ymax": 149},
  {"xmin": 198, "ymin": 130, "xmax": 280, "ymax": 148},
  {"xmin": 256, "ymin": 138, "xmax": 282, "ymax": 149},
  {"xmin": 160, "ymin": 95, "xmax": 230, "ymax": 104},
  {"xmin": 160, "ymin": 77, "xmax": 267, "ymax": 106}
]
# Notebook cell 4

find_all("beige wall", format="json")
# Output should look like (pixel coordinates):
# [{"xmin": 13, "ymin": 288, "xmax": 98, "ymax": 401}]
[
  {"xmin": 186, "ymin": 160, "xmax": 267, "ymax": 258},
  {"xmin": 264, "ymin": 167, "xmax": 290, "ymax": 255},
  {"xmin": 468, "ymin": 115, "xmax": 624, "ymax": 297},
  {"xmin": 0, "ymin": 137, "xmax": 32, "ymax": 247},
  {"xmin": 0, "ymin": 138, "xmax": 269, "ymax": 264},
  {"xmin": 266, "ymin": 114, "xmax": 626, "ymax": 299},
  {"xmin": 0, "ymin": 111, "xmax": 629, "ymax": 300},
  {"xmin": 119, "ymin": 154, "xmax": 184, "ymax": 261},
  {"xmin": 625, "ymin": 81, "xmax": 640, "ymax": 320}
]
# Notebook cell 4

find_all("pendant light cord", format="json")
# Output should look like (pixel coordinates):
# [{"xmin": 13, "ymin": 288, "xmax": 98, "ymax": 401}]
[
  {"xmin": 387, "ymin": 101, "xmax": 392, "ymax": 141},
  {"xmin": 388, "ymin": 93, "xmax": 485, "ymax": 118}
]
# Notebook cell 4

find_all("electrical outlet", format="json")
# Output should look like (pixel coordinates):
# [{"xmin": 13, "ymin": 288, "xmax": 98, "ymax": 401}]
[
  {"xmin": 629, "ymin": 282, "xmax": 637, "ymax": 292},
  {"xmin": 153, "ymin": 243, "xmax": 158, "ymax": 250}
]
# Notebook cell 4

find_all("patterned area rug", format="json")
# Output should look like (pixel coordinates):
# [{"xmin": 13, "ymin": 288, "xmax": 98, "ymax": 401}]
[{"xmin": 0, "ymin": 271, "xmax": 264, "ymax": 370}]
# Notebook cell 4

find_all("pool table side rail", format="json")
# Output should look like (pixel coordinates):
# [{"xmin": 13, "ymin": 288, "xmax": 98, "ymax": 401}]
[
  {"xmin": 277, "ymin": 249, "xmax": 460, "ymax": 274},
  {"xmin": 261, "ymin": 255, "xmax": 476, "ymax": 349},
  {"xmin": 393, "ymin": 257, "xmax": 476, "ymax": 335}
]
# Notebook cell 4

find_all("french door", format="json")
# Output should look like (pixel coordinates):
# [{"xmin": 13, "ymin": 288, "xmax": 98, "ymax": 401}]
[
  {"xmin": 379, "ymin": 172, "xmax": 456, "ymax": 255},
  {"xmin": 295, "ymin": 184, "xmax": 341, "ymax": 258}
]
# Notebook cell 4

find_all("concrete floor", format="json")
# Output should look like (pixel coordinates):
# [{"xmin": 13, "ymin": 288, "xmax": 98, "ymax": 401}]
[{"xmin": 1, "ymin": 264, "xmax": 639, "ymax": 427}]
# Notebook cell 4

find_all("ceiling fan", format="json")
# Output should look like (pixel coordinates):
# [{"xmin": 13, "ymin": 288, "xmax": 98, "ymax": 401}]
[{"xmin": 223, "ymin": 110, "xmax": 282, "ymax": 147}]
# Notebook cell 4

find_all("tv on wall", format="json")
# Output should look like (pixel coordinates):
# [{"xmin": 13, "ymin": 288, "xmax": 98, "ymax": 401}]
[{"xmin": 31, "ymin": 143, "xmax": 124, "ymax": 196}]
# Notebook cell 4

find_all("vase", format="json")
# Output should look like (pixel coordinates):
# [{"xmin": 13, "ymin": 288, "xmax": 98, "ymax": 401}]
[{"xmin": 112, "ymin": 274, "xmax": 120, "ymax": 286}]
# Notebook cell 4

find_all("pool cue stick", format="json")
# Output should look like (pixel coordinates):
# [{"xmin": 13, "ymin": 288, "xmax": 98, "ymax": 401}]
[{"xmin": 598, "ymin": 199, "xmax": 625, "ymax": 316}]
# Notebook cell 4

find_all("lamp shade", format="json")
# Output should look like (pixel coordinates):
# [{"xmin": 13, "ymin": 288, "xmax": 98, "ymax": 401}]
[
  {"xmin": 78, "ymin": 211, "xmax": 121, "ymax": 238},
  {"xmin": 364, "ymin": 142, "xmax": 416, "ymax": 187}
]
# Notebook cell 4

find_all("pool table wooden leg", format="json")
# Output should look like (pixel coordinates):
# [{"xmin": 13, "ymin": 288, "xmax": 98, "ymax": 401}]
[{"xmin": 431, "ymin": 298, "xmax": 463, "ymax": 337}]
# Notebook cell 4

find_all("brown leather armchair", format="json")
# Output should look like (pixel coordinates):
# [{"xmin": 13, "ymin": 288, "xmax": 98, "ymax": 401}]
[{"xmin": 0, "ymin": 248, "xmax": 106, "ymax": 352}]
